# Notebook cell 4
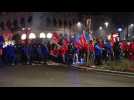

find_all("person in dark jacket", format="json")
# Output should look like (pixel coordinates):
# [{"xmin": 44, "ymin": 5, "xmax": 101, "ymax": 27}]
[
  {"xmin": 104, "ymin": 40, "xmax": 113, "ymax": 61},
  {"xmin": 113, "ymin": 39, "xmax": 121, "ymax": 60},
  {"xmin": 41, "ymin": 44, "xmax": 49, "ymax": 64},
  {"xmin": 5, "ymin": 44, "xmax": 16, "ymax": 66},
  {"xmin": 94, "ymin": 42, "xmax": 103, "ymax": 65},
  {"xmin": 36, "ymin": 44, "xmax": 44, "ymax": 64},
  {"xmin": 67, "ymin": 43, "xmax": 74, "ymax": 65},
  {"xmin": 22, "ymin": 44, "xmax": 32, "ymax": 65}
]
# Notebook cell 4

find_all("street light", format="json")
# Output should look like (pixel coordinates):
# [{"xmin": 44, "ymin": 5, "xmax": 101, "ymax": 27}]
[
  {"xmin": 104, "ymin": 22, "xmax": 109, "ymax": 28},
  {"xmin": 130, "ymin": 24, "xmax": 134, "ymax": 27},
  {"xmin": 47, "ymin": 32, "xmax": 52, "ymax": 39},
  {"xmin": 117, "ymin": 28, "xmax": 123, "ymax": 40},
  {"xmin": 77, "ymin": 22, "xmax": 82, "ymax": 27},
  {"xmin": 99, "ymin": 26, "xmax": 103, "ymax": 30},
  {"xmin": 118, "ymin": 28, "xmax": 122, "ymax": 32}
]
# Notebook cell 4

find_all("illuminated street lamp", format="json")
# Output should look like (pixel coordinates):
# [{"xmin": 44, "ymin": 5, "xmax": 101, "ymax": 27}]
[
  {"xmin": 76, "ymin": 22, "xmax": 83, "ymax": 32},
  {"xmin": 117, "ymin": 28, "xmax": 123, "ymax": 40},
  {"xmin": 104, "ymin": 22, "xmax": 109, "ymax": 28},
  {"xmin": 118, "ymin": 28, "xmax": 122, "ymax": 32},
  {"xmin": 77, "ymin": 22, "xmax": 82, "ymax": 27},
  {"xmin": 130, "ymin": 24, "xmax": 134, "ymax": 27},
  {"xmin": 99, "ymin": 26, "xmax": 103, "ymax": 30}
]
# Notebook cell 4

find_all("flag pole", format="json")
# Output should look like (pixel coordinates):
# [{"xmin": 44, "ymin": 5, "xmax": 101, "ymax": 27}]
[{"xmin": 86, "ymin": 16, "xmax": 91, "ymax": 66}]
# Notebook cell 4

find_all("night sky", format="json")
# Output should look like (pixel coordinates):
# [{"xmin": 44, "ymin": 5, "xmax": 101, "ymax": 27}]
[{"xmin": 80, "ymin": 12, "xmax": 134, "ymax": 25}]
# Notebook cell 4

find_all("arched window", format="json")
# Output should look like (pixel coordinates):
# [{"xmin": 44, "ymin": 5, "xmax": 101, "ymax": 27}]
[
  {"xmin": 13, "ymin": 19, "xmax": 18, "ymax": 29},
  {"xmin": 59, "ymin": 19, "xmax": 62, "ymax": 27},
  {"xmin": 72, "ymin": 19, "xmax": 75, "ymax": 25},
  {"xmin": 0, "ymin": 22, "xmax": 5, "ymax": 30},
  {"xmin": 64, "ymin": 19, "xmax": 67, "ymax": 27},
  {"xmin": 53, "ymin": 17, "xmax": 57, "ymax": 26},
  {"xmin": 20, "ymin": 17, "xmax": 25, "ymax": 27},
  {"xmin": 27, "ymin": 16, "xmax": 32, "ymax": 25},
  {"xmin": 46, "ymin": 17, "xmax": 51, "ymax": 26},
  {"xmin": 6, "ymin": 20, "xmax": 12, "ymax": 29},
  {"xmin": 69, "ymin": 20, "xmax": 72, "ymax": 28}
]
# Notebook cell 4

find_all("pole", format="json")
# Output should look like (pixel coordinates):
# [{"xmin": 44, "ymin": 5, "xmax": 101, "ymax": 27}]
[
  {"xmin": 86, "ymin": 16, "xmax": 91, "ymax": 66},
  {"xmin": 64, "ymin": 13, "xmax": 65, "ymax": 34},
  {"xmin": 126, "ymin": 24, "xmax": 128, "ymax": 41}
]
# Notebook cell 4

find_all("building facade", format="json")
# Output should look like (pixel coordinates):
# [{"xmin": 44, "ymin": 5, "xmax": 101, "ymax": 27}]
[{"xmin": 0, "ymin": 12, "xmax": 89, "ymax": 37}]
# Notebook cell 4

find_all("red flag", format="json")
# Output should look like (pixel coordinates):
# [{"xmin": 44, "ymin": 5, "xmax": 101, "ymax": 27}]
[
  {"xmin": 79, "ymin": 31, "xmax": 88, "ymax": 49},
  {"xmin": 63, "ymin": 38, "xmax": 69, "ymax": 46},
  {"xmin": 52, "ymin": 32, "xmax": 60, "ymax": 44}
]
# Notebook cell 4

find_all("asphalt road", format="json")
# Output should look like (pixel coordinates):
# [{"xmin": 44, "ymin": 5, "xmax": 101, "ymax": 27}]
[{"xmin": 0, "ymin": 64, "xmax": 134, "ymax": 87}]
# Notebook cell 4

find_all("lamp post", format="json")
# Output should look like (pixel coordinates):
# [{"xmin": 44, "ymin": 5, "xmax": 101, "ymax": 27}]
[
  {"xmin": 86, "ymin": 17, "xmax": 92, "ymax": 66},
  {"xmin": 77, "ymin": 22, "xmax": 83, "ymax": 32},
  {"xmin": 104, "ymin": 22, "xmax": 109, "ymax": 28},
  {"xmin": 104, "ymin": 22, "xmax": 109, "ymax": 36},
  {"xmin": 118, "ymin": 28, "xmax": 123, "ymax": 41},
  {"xmin": 127, "ymin": 24, "xmax": 134, "ymax": 40}
]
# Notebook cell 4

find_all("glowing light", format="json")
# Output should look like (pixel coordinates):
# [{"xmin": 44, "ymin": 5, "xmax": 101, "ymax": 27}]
[
  {"xmin": 118, "ymin": 28, "xmax": 122, "ymax": 32},
  {"xmin": 99, "ymin": 26, "xmax": 103, "ymax": 30},
  {"xmin": 71, "ymin": 35, "xmax": 74, "ymax": 38},
  {"xmin": 28, "ymin": 27, "xmax": 31, "ymax": 30},
  {"xmin": 40, "ymin": 32, "xmax": 46, "ymax": 38},
  {"xmin": 29, "ymin": 33, "xmax": 36, "ymax": 39},
  {"xmin": 130, "ymin": 24, "xmax": 134, "ymax": 27},
  {"xmin": 22, "ymin": 28, "xmax": 25, "ymax": 30},
  {"xmin": 2, "ymin": 41, "xmax": 15, "ymax": 48},
  {"xmin": 104, "ymin": 22, "xmax": 109, "ymax": 28},
  {"xmin": 47, "ymin": 32, "xmax": 52, "ymax": 39},
  {"xmin": 11, "ymin": 41, "xmax": 15, "ymax": 45},
  {"xmin": 77, "ymin": 22, "xmax": 82, "ymax": 27},
  {"xmin": 21, "ymin": 34, "xmax": 27, "ymax": 40}
]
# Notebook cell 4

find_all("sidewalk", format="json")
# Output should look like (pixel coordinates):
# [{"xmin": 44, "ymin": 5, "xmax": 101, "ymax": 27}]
[
  {"xmin": 45, "ymin": 61, "xmax": 134, "ymax": 76},
  {"xmin": 72, "ymin": 64, "xmax": 134, "ymax": 76}
]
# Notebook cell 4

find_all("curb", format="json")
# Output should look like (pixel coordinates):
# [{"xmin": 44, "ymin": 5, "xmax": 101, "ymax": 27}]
[{"xmin": 72, "ymin": 65, "xmax": 134, "ymax": 76}]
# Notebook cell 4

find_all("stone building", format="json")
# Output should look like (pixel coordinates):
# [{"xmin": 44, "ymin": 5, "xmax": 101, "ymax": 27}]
[{"xmin": 0, "ymin": 12, "xmax": 88, "ymax": 37}]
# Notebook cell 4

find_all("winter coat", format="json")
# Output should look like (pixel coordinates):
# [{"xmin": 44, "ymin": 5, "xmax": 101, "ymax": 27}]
[
  {"xmin": 41, "ymin": 46, "xmax": 49, "ymax": 57},
  {"xmin": 95, "ymin": 44, "xmax": 102, "ymax": 56},
  {"xmin": 105, "ymin": 42, "xmax": 113, "ymax": 54}
]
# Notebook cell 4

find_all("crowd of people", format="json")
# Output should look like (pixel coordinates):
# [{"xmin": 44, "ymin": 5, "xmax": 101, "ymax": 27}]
[{"xmin": 0, "ymin": 33, "xmax": 134, "ymax": 66}]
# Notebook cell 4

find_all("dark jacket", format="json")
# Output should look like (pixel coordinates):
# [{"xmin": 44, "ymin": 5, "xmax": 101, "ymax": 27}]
[{"xmin": 95, "ymin": 43, "xmax": 102, "ymax": 56}]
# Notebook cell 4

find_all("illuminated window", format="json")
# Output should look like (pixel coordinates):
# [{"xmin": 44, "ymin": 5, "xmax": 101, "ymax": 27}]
[
  {"xmin": 21, "ymin": 34, "xmax": 26, "ymax": 40},
  {"xmin": 39, "ymin": 32, "xmax": 46, "ymax": 38},
  {"xmin": 29, "ymin": 33, "xmax": 36, "ymax": 39}
]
